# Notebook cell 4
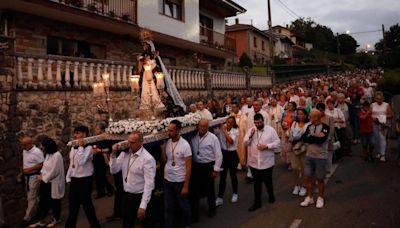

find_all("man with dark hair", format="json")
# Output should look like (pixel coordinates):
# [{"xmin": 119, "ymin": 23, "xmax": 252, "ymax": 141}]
[
  {"xmin": 162, "ymin": 120, "xmax": 192, "ymax": 228},
  {"xmin": 110, "ymin": 132, "xmax": 156, "ymax": 228},
  {"xmin": 65, "ymin": 126, "xmax": 101, "ymax": 228},
  {"xmin": 244, "ymin": 113, "xmax": 280, "ymax": 212},
  {"xmin": 92, "ymin": 122, "xmax": 114, "ymax": 199}
]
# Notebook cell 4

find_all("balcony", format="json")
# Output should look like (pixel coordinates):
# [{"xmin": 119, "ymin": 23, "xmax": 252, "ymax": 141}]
[
  {"xmin": 13, "ymin": 53, "xmax": 271, "ymax": 91},
  {"xmin": 200, "ymin": 26, "xmax": 236, "ymax": 52},
  {"xmin": 50, "ymin": 0, "xmax": 137, "ymax": 24}
]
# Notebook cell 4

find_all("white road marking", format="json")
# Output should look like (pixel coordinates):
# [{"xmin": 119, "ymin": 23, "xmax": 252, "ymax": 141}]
[{"xmin": 289, "ymin": 219, "xmax": 302, "ymax": 228}]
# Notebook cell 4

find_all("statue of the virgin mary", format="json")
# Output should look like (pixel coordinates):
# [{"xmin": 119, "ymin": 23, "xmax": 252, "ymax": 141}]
[{"xmin": 137, "ymin": 29, "xmax": 186, "ymax": 115}]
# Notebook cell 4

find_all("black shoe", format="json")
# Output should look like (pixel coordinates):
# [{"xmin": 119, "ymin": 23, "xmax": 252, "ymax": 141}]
[
  {"xmin": 248, "ymin": 204, "xmax": 261, "ymax": 212},
  {"xmin": 245, "ymin": 177, "xmax": 253, "ymax": 183},
  {"xmin": 207, "ymin": 208, "xmax": 216, "ymax": 218},
  {"xmin": 268, "ymin": 196, "xmax": 275, "ymax": 204}
]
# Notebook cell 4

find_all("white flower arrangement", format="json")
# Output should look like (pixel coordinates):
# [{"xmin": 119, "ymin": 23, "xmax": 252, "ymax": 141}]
[{"xmin": 106, "ymin": 113, "xmax": 202, "ymax": 135}]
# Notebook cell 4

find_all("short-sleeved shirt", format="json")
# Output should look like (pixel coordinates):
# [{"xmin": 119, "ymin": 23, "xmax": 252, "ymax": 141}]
[
  {"xmin": 23, "ymin": 145, "xmax": 44, "ymax": 171},
  {"xmin": 164, "ymin": 137, "xmax": 192, "ymax": 182}
]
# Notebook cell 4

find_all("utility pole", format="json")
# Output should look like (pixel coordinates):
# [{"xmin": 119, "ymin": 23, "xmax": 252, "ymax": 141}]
[
  {"xmin": 267, "ymin": 0, "xmax": 274, "ymax": 85},
  {"xmin": 382, "ymin": 24, "xmax": 386, "ymax": 56},
  {"xmin": 336, "ymin": 32, "xmax": 341, "ymax": 64}
]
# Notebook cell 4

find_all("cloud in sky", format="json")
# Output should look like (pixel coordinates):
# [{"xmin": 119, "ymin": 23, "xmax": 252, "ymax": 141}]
[{"xmin": 229, "ymin": 0, "xmax": 400, "ymax": 49}]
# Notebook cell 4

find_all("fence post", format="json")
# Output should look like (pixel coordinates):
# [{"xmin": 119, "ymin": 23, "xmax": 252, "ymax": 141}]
[
  {"xmin": 244, "ymin": 67, "xmax": 251, "ymax": 96},
  {"xmin": 204, "ymin": 63, "xmax": 213, "ymax": 98}
]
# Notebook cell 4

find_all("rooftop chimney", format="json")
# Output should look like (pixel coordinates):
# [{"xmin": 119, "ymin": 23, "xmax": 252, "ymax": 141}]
[{"xmin": 235, "ymin": 18, "xmax": 239, "ymax": 24}]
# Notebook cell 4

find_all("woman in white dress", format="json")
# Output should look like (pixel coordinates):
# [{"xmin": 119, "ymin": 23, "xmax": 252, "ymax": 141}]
[{"xmin": 371, "ymin": 91, "xmax": 393, "ymax": 162}]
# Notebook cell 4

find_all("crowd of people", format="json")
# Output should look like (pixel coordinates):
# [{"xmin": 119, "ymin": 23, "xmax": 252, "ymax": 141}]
[{"xmin": 17, "ymin": 69, "xmax": 400, "ymax": 228}]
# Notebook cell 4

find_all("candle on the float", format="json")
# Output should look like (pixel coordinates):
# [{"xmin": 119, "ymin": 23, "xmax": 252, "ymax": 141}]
[
  {"xmin": 130, "ymin": 75, "xmax": 140, "ymax": 93},
  {"xmin": 102, "ymin": 73, "xmax": 110, "ymax": 87},
  {"xmin": 154, "ymin": 72, "xmax": 165, "ymax": 90},
  {"xmin": 97, "ymin": 82, "xmax": 105, "ymax": 95},
  {"xmin": 93, "ymin": 83, "xmax": 99, "ymax": 97}
]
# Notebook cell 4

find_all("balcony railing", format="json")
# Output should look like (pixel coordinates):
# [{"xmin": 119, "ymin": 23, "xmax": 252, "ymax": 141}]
[
  {"xmin": 13, "ymin": 54, "xmax": 271, "ymax": 90},
  {"xmin": 200, "ymin": 26, "xmax": 236, "ymax": 52},
  {"xmin": 50, "ymin": 0, "xmax": 137, "ymax": 23}
]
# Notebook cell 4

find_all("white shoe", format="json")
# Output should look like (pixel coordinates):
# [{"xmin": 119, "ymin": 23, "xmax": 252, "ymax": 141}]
[
  {"xmin": 28, "ymin": 222, "xmax": 46, "ymax": 228},
  {"xmin": 215, "ymin": 197, "xmax": 223, "ymax": 206},
  {"xmin": 299, "ymin": 187, "xmax": 307, "ymax": 196},
  {"xmin": 380, "ymin": 156, "xmax": 386, "ymax": 162},
  {"xmin": 46, "ymin": 218, "xmax": 61, "ymax": 228},
  {"xmin": 300, "ymin": 196, "xmax": 314, "ymax": 207},
  {"xmin": 375, "ymin": 154, "xmax": 381, "ymax": 159},
  {"xmin": 231, "ymin": 194, "xmax": 238, "ymax": 203},
  {"xmin": 292, "ymin": 185, "xmax": 300, "ymax": 195},
  {"xmin": 316, "ymin": 197, "xmax": 325, "ymax": 208}
]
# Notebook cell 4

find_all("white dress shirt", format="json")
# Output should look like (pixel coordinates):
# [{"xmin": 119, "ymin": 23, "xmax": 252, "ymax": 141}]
[
  {"xmin": 109, "ymin": 147, "xmax": 156, "ymax": 209},
  {"xmin": 196, "ymin": 109, "xmax": 213, "ymax": 120},
  {"xmin": 190, "ymin": 132, "xmax": 223, "ymax": 172},
  {"xmin": 217, "ymin": 126, "xmax": 239, "ymax": 151},
  {"xmin": 66, "ymin": 146, "xmax": 94, "ymax": 183},
  {"xmin": 244, "ymin": 125, "xmax": 281, "ymax": 170},
  {"xmin": 325, "ymin": 108, "xmax": 346, "ymax": 129},
  {"xmin": 241, "ymin": 105, "xmax": 254, "ymax": 116},
  {"xmin": 23, "ymin": 145, "xmax": 44, "ymax": 173},
  {"xmin": 164, "ymin": 137, "xmax": 192, "ymax": 183},
  {"xmin": 41, "ymin": 152, "xmax": 65, "ymax": 199}
]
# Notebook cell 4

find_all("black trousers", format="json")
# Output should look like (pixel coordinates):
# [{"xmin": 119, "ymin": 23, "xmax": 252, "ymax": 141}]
[
  {"xmin": 65, "ymin": 176, "xmax": 101, "ymax": 228},
  {"xmin": 250, "ymin": 166, "xmax": 274, "ymax": 205},
  {"xmin": 93, "ymin": 153, "xmax": 114, "ymax": 196},
  {"xmin": 335, "ymin": 127, "xmax": 346, "ymax": 160},
  {"xmin": 113, "ymin": 171, "xmax": 123, "ymax": 217},
  {"xmin": 189, "ymin": 162, "xmax": 216, "ymax": 218},
  {"xmin": 218, "ymin": 149, "xmax": 239, "ymax": 197},
  {"xmin": 163, "ymin": 180, "xmax": 191, "ymax": 228},
  {"xmin": 36, "ymin": 181, "xmax": 61, "ymax": 221}
]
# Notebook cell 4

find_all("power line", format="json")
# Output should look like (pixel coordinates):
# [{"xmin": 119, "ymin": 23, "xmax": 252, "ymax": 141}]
[
  {"xmin": 348, "ymin": 30, "xmax": 382, "ymax": 35},
  {"xmin": 275, "ymin": 0, "xmax": 301, "ymax": 19}
]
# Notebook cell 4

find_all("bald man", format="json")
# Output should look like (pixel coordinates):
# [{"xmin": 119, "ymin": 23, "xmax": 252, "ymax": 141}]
[
  {"xmin": 19, "ymin": 136, "xmax": 44, "ymax": 222},
  {"xmin": 300, "ymin": 109, "xmax": 330, "ymax": 209},
  {"xmin": 190, "ymin": 119, "xmax": 222, "ymax": 221}
]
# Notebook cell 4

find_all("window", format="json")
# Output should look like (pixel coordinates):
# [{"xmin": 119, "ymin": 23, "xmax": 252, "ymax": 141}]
[
  {"xmin": 47, "ymin": 36, "xmax": 106, "ymax": 59},
  {"xmin": 262, "ymin": 40, "xmax": 265, "ymax": 51},
  {"xmin": 160, "ymin": 0, "xmax": 184, "ymax": 21},
  {"xmin": 253, "ymin": 36, "xmax": 257, "ymax": 48}
]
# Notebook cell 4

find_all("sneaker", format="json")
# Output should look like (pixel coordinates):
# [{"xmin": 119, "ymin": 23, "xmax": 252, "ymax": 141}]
[
  {"xmin": 316, "ymin": 197, "xmax": 325, "ymax": 208},
  {"xmin": 300, "ymin": 196, "xmax": 314, "ymax": 207},
  {"xmin": 380, "ymin": 156, "xmax": 386, "ymax": 162},
  {"xmin": 299, "ymin": 187, "xmax": 307, "ymax": 197},
  {"xmin": 375, "ymin": 154, "xmax": 381, "ymax": 159},
  {"xmin": 292, "ymin": 185, "xmax": 300, "ymax": 195},
  {"xmin": 231, "ymin": 194, "xmax": 238, "ymax": 203},
  {"xmin": 46, "ymin": 218, "xmax": 61, "ymax": 227},
  {"xmin": 28, "ymin": 222, "xmax": 46, "ymax": 228},
  {"xmin": 215, "ymin": 197, "xmax": 223, "ymax": 207}
]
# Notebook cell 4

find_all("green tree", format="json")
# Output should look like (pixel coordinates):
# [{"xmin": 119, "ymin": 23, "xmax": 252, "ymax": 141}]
[
  {"xmin": 238, "ymin": 52, "xmax": 253, "ymax": 68},
  {"xmin": 375, "ymin": 23, "xmax": 400, "ymax": 68},
  {"xmin": 338, "ymin": 34, "xmax": 358, "ymax": 55}
]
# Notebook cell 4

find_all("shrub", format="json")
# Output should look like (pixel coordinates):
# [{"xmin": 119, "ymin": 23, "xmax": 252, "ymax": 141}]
[{"xmin": 377, "ymin": 68, "xmax": 400, "ymax": 96}]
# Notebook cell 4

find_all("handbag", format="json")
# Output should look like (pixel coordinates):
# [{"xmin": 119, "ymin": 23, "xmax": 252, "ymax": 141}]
[{"xmin": 293, "ymin": 141, "xmax": 307, "ymax": 155}]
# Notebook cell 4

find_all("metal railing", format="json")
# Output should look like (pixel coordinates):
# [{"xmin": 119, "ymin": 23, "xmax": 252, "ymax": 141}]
[
  {"xmin": 51, "ymin": 0, "xmax": 137, "ymax": 23},
  {"xmin": 200, "ymin": 26, "xmax": 236, "ymax": 52}
]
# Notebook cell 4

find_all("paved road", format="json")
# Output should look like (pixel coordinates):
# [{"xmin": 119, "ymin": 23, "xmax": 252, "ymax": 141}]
[{"xmin": 38, "ymin": 141, "xmax": 400, "ymax": 228}]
